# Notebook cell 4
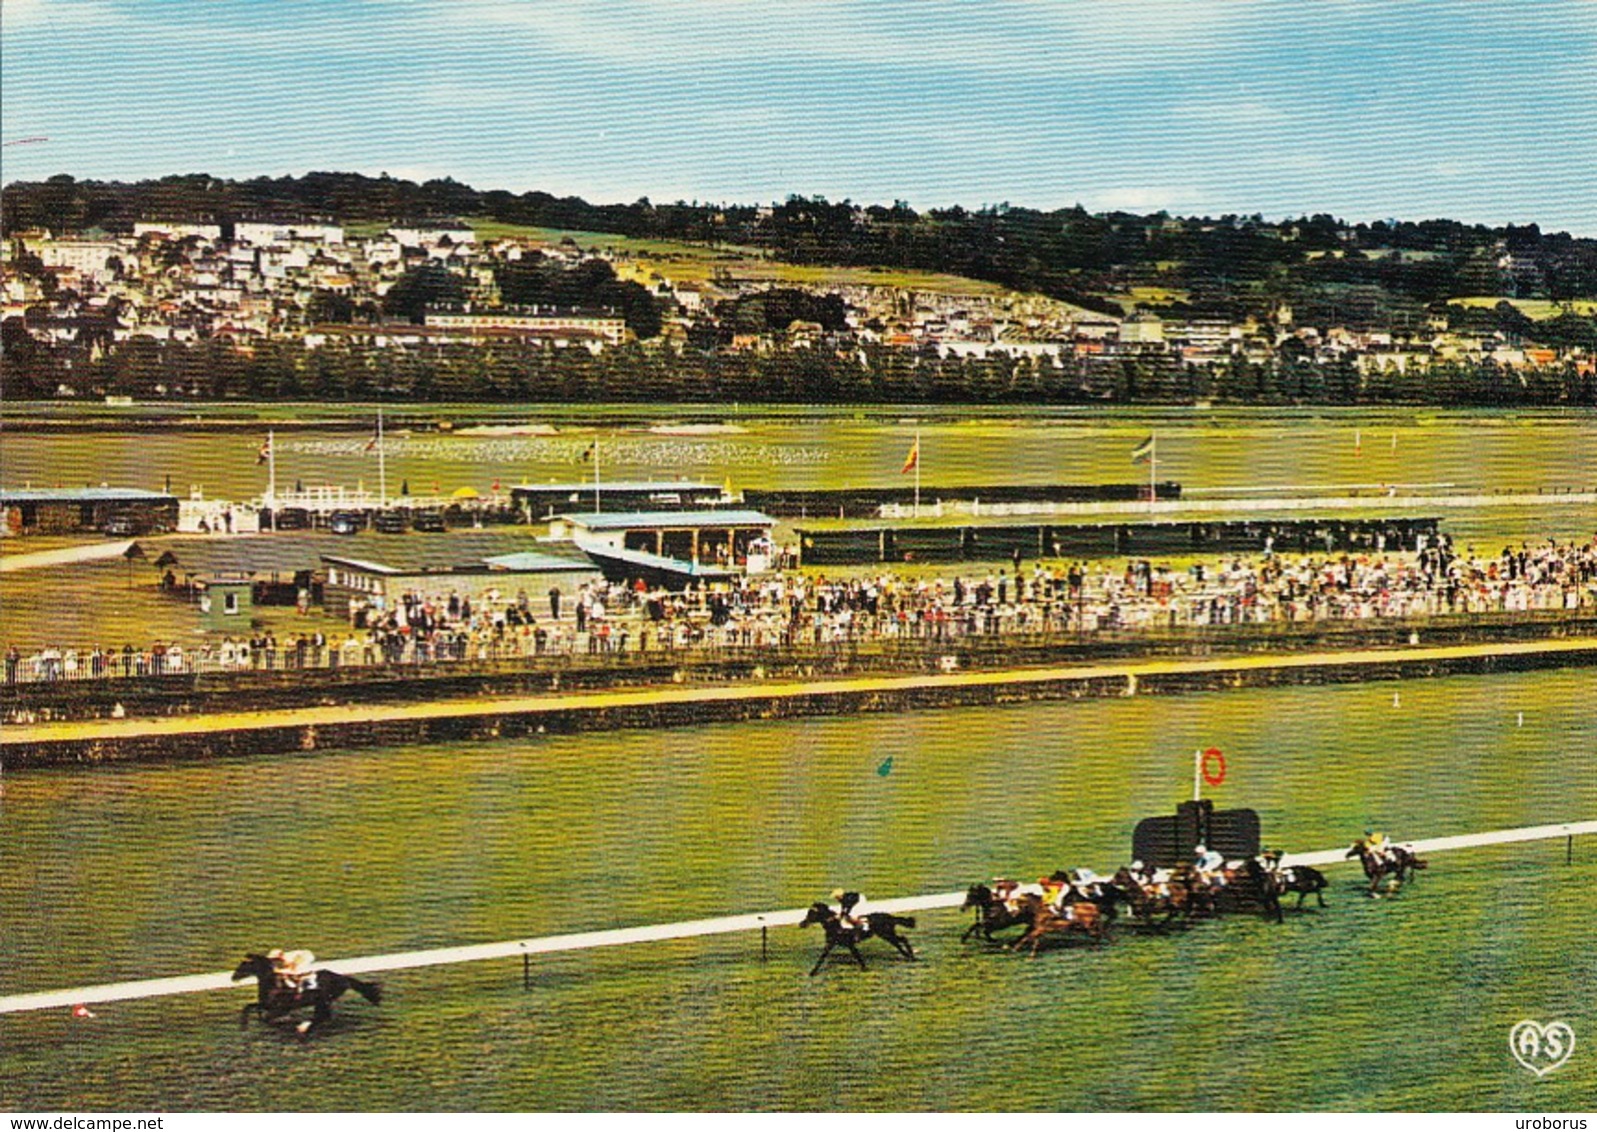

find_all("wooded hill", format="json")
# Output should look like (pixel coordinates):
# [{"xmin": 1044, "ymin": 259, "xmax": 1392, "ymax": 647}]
[{"xmin": 6, "ymin": 171, "xmax": 1597, "ymax": 329}]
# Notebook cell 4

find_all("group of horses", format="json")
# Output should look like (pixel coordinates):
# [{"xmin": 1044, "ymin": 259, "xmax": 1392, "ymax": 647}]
[
  {"xmin": 231, "ymin": 838, "xmax": 1429, "ymax": 1030},
  {"xmin": 806, "ymin": 838, "xmax": 1429, "ymax": 971},
  {"xmin": 959, "ymin": 857, "xmax": 1323, "ymax": 956}
]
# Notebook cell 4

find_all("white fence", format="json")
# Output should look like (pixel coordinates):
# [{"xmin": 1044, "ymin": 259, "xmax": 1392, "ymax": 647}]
[{"xmin": 3, "ymin": 818, "xmax": 1593, "ymax": 1016}]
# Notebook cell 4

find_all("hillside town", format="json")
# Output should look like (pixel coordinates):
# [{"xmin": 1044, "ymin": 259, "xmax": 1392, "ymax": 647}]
[{"xmin": 5, "ymin": 213, "xmax": 1595, "ymax": 402}]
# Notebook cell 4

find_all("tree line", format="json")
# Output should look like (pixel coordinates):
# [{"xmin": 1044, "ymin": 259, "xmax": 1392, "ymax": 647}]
[{"xmin": 4, "ymin": 328, "xmax": 1591, "ymax": 408}]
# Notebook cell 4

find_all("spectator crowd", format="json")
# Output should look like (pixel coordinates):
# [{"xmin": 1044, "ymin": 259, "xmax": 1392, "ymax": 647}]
[{"xmin": 7, "ymin": 536, "xmax": 1596, "ymax": 695}]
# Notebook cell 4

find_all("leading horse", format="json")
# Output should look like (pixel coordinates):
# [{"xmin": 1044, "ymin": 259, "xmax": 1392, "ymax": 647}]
[
  {"xmin": 233, "ymin": 953, "xmax": 383, "ymax": 1035},
  {"xmin": 799, "ymin": 902, "xmax": 917, "ymax": 975},
  {"xmin": 1346, "ymin": 839, "xmax": 1428, "ymax": 895}
]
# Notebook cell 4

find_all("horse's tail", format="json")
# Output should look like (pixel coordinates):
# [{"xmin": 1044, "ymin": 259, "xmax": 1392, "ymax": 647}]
[
  {"xmin": 893, "ymin": 915, "xmax": 917, "ymax": 930},
  {"xmin": 1411, "ymin": 857, "xmax": 1429, "ymax": 871},
  {"xmin": 346, "ymin": 975, "xmax": 384, "ymax": 1005}
]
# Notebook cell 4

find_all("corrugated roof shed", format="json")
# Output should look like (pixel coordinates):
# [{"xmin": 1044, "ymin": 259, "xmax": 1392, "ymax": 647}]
[{"xmin": 0, "ymin": 487, "xmax": 176, "ymax": 503}]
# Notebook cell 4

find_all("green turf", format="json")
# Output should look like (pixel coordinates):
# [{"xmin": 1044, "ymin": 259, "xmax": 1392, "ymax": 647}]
[{"xmin": 2, "ymin": 668, "xmax": 1593, "ymax": 1110}]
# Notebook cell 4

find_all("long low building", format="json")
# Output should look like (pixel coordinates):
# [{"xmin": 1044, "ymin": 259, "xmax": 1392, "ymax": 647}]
[
  {"xmin": 0, "ymin": 487, "xmax": 179, "ymax": 536},
  {"xmin": 321, "ymin": 539, "xmax": 601, "ymax": 619},
  {"xmin": 743, "ymin": 482, "xmax": 1180, "ymax": 519},
  {"xmin": 795, "ymin": 517, "xmax": 1443, "ymax": 565},
  {"xmin": 511, "ymin": 481, "xmax": 729, "ymax": 520}
]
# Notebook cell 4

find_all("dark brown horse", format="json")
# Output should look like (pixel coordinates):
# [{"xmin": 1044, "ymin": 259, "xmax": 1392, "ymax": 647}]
[
  {"xmin": 799, "ymin": 902, "xmax": 917, "ymax": 976},
  {"xmin": 1110, "ymin": 867, "xmax": 1192, "ymax": 929},
  {"xmin": 232, "ymin": 953, "xmax": 383, "ymax": 1035},
  {"xmin": 1347, "ymin": 839, "xmax": 1428, "ymax": 895},
  {"xmin": 960, "ymin": 883, "xmax": 1038, "ymax": 942},
  {"xmin": 1270, "ymin": 862, "xmax": 1330, "ymax": 909},
  {"xmin": 1202, "ymin": 857, "xmax": 1284, "ymax": 923}
]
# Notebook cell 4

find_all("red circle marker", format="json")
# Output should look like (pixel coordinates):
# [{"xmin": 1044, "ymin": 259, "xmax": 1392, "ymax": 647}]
[{"xmin": 1202, "ymin": 747, "xmax": 1226, "ymax": 786}]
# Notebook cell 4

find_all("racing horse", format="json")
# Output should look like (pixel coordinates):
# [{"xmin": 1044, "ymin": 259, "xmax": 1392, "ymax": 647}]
[
  {"xmin": 1047, "ymin": 871, "xmax": 1134, "ymax": 923},
  {"xmin": 1346, "ymin": 838, "xmax": 1428, "ymax": 896},
  {"xmin": 233, "ymin": 953, "xmax": 383, "ymax": 1034},
  {"xmin": 1269, "ymin": 860, "xmax": 1330, "ymax": 909},
  {"xmin": 1109, "ymin": 867, "xmax": 1193, "ymax": 930},
  {"xmin": 1198, "ymin": 858, "xmax": 1284, "ymax": 923},
  {"xmin": 960, "ymin": 883, "xmax": 1038, "ymax": 943},
  {"xmin": 799, "ymin": 902, "xmax": 918, "ymax": 976},
  {"xmin": 1009, "ymin": 894, "xmax": 1109, "ymax": 956}
]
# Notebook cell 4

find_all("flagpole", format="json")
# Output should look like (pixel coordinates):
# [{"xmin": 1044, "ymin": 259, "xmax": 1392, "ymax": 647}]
[
  {"xmin": 1193, "ymin": 747, "xmax": 1202, "ymax": 802},
  {"xmin": 593, "ymin": 437, "xmax": 601, "ymax": 514},
  {"xmin": 267, "ymin": 429, "xmax": 277, "ymax": 508},
  {"xmin": 1149, "ymin": 432, "xmax": 1157, "ymax": 512},
  {"xmin": 914, "ymin": 429, "xmax": 921, "ymax": 518},
  {"xmin": 377, "ymin": 406, "xmax": 387, "ymax": 508}
]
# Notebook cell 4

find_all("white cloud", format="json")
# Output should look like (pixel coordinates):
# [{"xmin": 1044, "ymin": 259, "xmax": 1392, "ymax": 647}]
[
  {"xmin": 1, "ymin": 0, "xmax": 121, "ymax": 29},
  {"xmin": 401, "ymin": 0, "xmax": 1265, "ymax": 76},
  {"xmin": 1091, "ymin": 186, "xmax": 1208, "ymax": 212}
]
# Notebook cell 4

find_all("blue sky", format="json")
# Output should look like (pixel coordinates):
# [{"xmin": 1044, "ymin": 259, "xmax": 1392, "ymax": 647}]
[{"xmin": 4, "ymin": 0, "xmax": 1595, "ymax": 233}]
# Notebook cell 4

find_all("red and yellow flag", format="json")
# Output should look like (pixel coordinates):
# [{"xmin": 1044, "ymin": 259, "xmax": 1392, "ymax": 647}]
[{"xmin": 901, "ymin": 437, "xmax": 919, "ymax": 474}]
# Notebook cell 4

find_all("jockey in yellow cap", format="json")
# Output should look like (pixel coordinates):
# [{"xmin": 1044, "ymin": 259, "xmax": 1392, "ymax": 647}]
[{"xmin": 1364, "ymin": 829, "xmax": 1393, "ymax": 864}]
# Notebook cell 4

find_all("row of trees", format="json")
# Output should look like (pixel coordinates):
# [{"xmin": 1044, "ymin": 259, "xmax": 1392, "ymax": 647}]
[{"xmin": 4, "ymin": 329, "xmax": 1591, "ymax": 407}]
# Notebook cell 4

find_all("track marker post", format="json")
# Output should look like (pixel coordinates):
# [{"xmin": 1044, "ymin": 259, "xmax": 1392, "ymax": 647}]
[
  {"xmin": 758, "ymin": 916, "xmax": 768, "ymax": 963},
  {"xmin": 521, "ymin": 943, "xmax": 531, "ymax": 992}
]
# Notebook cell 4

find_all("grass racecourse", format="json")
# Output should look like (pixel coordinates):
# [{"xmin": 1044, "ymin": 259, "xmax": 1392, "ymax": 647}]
[{"xmin": 3, "ymin": 667, "xmax": 1594, "ymax": 1110}]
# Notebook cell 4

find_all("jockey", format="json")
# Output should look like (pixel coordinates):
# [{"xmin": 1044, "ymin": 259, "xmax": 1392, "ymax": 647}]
[
  {"xmin": 267, "ymin": 947, "xmax": 317, "ymax": 993},
  {"xmin": 1364, "ymin": 829, "xmax": 1395, "ymax": 863},
  {"xmin": 1072, "ymin": 866, "xmax": 1103, "ymax": 892},
  {"xmin": 831, "ymin": 889, "xmax": 869, "ymax": 933},
  {"xmin": 1195, "ymin": 843, "xmax": 1224, "ymax": 874}
]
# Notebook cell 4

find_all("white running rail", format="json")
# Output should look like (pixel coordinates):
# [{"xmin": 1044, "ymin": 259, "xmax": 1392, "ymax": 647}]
[{"xmin": 3, "ymin": 818, "xmax": 1593, "ymax": 1016}]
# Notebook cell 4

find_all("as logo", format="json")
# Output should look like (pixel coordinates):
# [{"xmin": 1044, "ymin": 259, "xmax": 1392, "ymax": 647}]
[{"xmin": 1509, "ymin": 1020, "xmax": 1576, "ymax": 1077}]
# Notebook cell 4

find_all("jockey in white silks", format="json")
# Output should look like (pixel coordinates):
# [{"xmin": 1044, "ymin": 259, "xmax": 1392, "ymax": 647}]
[
  {"xmin": 1194, "ymin": 844, "xmax": 1225, "ymax": 885},
  {"xmin": 830, "ymin": 889, "xmax": 870, "ymax": 933},
  {"xmin": 268, "ymin": 947, "xmax": 317, "ymax": 993}
]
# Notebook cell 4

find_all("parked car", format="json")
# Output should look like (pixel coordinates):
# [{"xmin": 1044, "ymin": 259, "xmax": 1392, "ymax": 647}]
[
  {"xmin": 412, "ymin": 510, "xmax": 447, "ymax": 532},
  {"xmin": 102, "ymin": 514, "xmax": 142, "ymax": 537},
  {"xmin": 329, "ymin": 512, "xmax": 364, "ymax": 536},
  {"xmin": 272, "ymin": 507, "xmax": 311, "ymax": 530},
  {"xmin": 373, "ymin": 511, "xmax": 408, "ymax": 534}
]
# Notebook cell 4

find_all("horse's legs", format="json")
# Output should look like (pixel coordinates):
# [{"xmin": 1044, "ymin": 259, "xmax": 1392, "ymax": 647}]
[
  {"xmin": 808, "ymin": 938, "xmax": 836, "ymax": 977},
  {"xmin": 888, "ymin": 931, "xmax": 916, "ymax": 961},
  {"xmin": 845, "ymin": 940, "xmax": 867, "ymax": 970},
  {"xmin": 1316, "ymin": 889, "xmax": 1327, "ymax": 908},
  {"xmin": 307, "ymin": 997, "xmax": 332, "ymax": 1034},
  {"xmin": 240, "ymin": 1002, "xmax": 258, "ymax": 1030}
]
